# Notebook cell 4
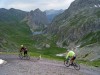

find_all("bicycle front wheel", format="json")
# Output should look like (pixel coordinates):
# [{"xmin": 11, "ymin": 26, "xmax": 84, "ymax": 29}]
[{"xmin": 73, "ymin": 63, "xmax": 80, "ymax": 70}]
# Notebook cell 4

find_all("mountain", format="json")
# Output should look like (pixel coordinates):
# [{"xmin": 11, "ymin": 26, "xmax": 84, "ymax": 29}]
[
  {"xmin": 0, "ymin": 8, "xmax": 38, "ymax": 52},
  {"xmin": 0, "ymin": 8, "xmax": 49, "ymax": 52},
  {"xmin": 26, "ymin": 8, "xmax": 49, "ymax": 32},
  {"xmin": 0, "ymin": 8, "xmax": 49, "ymax": 32},
  {"xmin": 0, "ymin": 8, "xmax": 27, "ymax": 22},
  {"xmin": 47, "ymin": 0, "xmax": 100, "ymax": 46},
  {"xmin": 45, "ymin": 9, "xmax": 64, "ymax": 23},
  {"xmin": 0, "ymin": 0, "xmax": 100, "ymax": 61},
  {"xmin": 45, "ymin": 0, "xmax": 100, "ymax": 60},
  {"xmin": 0, "ymin": 8, "xmax": 66, "ymax": 59}
]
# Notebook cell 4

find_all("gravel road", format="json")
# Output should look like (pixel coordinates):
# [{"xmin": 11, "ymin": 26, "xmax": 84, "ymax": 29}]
[{"xmin": 0, "ymin": 54, "xmax": 100, "ymax": 75}]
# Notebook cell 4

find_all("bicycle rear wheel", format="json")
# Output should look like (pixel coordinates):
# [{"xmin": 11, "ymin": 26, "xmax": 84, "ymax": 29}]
[
  {"xmin": 25, "ymin": 55, "xmax": 30, "ymax": 60},
  {"xmin": 73, "ymin": 63, "xmax": 80, "ymax": 70}
]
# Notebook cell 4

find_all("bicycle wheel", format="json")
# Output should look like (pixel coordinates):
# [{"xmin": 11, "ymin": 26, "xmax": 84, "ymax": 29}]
[
  {"xmin": 19, "ymin": 53, "xmax": 23, "ymax": 59},
  {"xmin": 25, "ymin": 55, "xmax": 30, "ymax": 60},
  {"xmin": 64, "ymin": 60, "xmax": 70, "ymax": 67},
  {"xmin": 73, "ymin": 63, "xmax": 80, "ymax": 70}
]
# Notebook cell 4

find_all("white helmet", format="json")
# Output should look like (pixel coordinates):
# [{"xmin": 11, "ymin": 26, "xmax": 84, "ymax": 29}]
[{"xmin": 21, "ymin": 45, "xmax": 23, "ymax": 47}]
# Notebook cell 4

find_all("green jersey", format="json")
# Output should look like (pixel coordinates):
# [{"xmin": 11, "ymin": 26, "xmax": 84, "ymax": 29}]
[{"xmin": 66, "ymin": 51, "xmax": 75, "ymax": 59}]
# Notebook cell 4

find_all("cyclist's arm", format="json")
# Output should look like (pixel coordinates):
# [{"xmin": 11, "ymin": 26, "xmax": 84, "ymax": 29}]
[
  {"xmin": 20, "ymin": 47, "xmax": 23, "ymax": 52},
  {"xmin": 66, "ymin": 52, "xmax": 70, "ymax": 59}
]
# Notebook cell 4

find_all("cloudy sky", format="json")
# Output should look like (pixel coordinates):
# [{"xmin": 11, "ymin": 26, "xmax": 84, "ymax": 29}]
[{"xmin": 0, "ymin": 0, "xmax": 75, "ymax": 11}]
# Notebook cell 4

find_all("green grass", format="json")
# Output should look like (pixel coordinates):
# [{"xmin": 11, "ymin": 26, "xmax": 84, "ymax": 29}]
[
  {"xmin": 0, "ymin": 21, "xmax": 34, "ymax": 52},
  {"xmin": 0, "ymin": 21, "xmax": 67, "ymax": 61},
  {"xmin": 29, "ymin": 47, "xmax": 66, "ymax": 59}
]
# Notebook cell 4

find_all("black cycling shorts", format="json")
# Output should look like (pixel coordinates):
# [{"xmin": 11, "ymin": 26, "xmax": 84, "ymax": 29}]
[
  {"xmin": 71, "ymin": 56, "xmax": 76, "ymax": 60},
  {"xmin": 24, "ymin": 51, "xmax": 27, "ymax": 55}
]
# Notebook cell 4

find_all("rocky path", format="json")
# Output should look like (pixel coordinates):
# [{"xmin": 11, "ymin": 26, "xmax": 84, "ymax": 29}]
[{"xmin": 0, "ymin": 54, "xmax": 100, "ymax": 75}]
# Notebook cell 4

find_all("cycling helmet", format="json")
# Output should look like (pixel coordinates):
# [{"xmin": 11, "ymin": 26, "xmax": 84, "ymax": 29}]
[{"xmin": 21, "ymin": 45, "xmax": 23, "ymax": 47}]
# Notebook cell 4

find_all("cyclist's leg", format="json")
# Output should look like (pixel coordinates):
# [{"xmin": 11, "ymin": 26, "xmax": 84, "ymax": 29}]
[
  {"xmin": 24, "ymin": 51, "xmax": 25, "ymax": 57},
  {"xmin": 70, "ymin": 56, "xmax": 76, "ymax": 64},
  {"xmin": 65, "ymin": 56, "xmax": 70, "ymax": 63},
  {"xmin": 24, "ymin": 51, "xmax": 27, "ymax": 56}
]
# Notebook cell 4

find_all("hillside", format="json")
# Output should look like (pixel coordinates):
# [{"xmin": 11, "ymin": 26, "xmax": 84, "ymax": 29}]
[
  {"xmin": 44, "ymin": 0, "xmax": 100, "ymax": 60},
  {"xmin": 0, "ymin": 8, "xmax": 27, "ymax": 22},
  {"xmin": 0, "ymin": 22, "xmax": 33, "ymax": 52},
  {"xmin": 0, "ymin": 0, "xmax": 100, "ymax": 61},
  {"xmin": 0, "ymin": 8, "xmax": 33, "ymax": 52},
  {"xmin": 46, "ymin": 0, "xmax": 100, "ymax": 47},
  {"xmin": 0, "ymin": 8, "xmax": 51, "ymax": 51},
  {"xmin": 26, "ymin": 8, "xmax": 49, "ymax": 32},
  {"xmin": 0, "ymin": 8, "xmax": 66, "ymax": 59}
]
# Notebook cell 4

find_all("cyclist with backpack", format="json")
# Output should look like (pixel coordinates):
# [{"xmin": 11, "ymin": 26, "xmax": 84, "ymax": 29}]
[{"xmin": 20, "ymin": 45, "xmax": 28, "ymax": 57}]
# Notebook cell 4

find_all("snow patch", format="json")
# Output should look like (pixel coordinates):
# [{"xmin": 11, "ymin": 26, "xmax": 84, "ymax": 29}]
[
  {"xmin": 56, "ymin": 54, "xmax": 64, "ymax": 57},
  {"xmin": 0, "ymin": 59, "xmax": 5, "ymax": 64},
  {"xmin": 0, "ymin": 59, "xmax": 7, "ymax": 65},
  {"xmin": 94, "ymin": 5, "xmax": 98, "ymax": 7},
  {"xmin": 94, "ymin": 5, "xmax": 100, "ymax": 8}
]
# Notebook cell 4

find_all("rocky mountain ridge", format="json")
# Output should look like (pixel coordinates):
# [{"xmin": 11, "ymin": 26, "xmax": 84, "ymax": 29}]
[
  {"xmin": 0, "ymin": 8, "xmax": 49, "ymax": 32},
  {"xmin": 45, "ymin": 0, "xmax": 100, "ymax": 60},
  {"xmin": 26, "ymin": 8, "xmax": 49, "ymax": 32},
  {"xmin": 46, "ymin": 0, "xmax": 100, "ymax": 47}
]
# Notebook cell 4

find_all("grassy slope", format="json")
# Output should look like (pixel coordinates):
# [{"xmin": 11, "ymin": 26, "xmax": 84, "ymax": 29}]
[
  {"xmin": 0, "ymin": 21, "xmax": 34, "ymax": 52},
  {"xmin": 31, "ymin": 34, "xmax": 66, "ymax": 58},
  {"xmin": 0, "ymin": 21, "xmax": 66, "ymax": 59}
]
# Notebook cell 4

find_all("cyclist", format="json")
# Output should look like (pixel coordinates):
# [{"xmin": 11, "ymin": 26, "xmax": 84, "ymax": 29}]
[
  {"xmin": 20, "ymin": 45, "xmax": 28, "ymax": 57},
  {"xmin": 65, "ymin": 49, "xmax": 76, "ymax": 65}
]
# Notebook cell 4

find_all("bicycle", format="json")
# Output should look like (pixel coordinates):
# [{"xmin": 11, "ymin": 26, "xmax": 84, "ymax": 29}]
[
  {"xmin": 19, "ymin": 52, "xmax": 30, "ymax": 60},
  {"xmin": 64, "ymin": 58, "xmax": 80, "ymax": 70}
]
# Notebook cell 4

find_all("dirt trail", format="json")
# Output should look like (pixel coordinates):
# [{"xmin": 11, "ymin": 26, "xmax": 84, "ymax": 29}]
[{"xmin": 0, "ymin": 54, "xmax": 100, "ymax": 75}]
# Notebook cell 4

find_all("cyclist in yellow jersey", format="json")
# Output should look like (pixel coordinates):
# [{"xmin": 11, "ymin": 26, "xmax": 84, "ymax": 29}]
[{"xmin": 66, "ymin": 50, "xmax": 76, "ymax": 65}]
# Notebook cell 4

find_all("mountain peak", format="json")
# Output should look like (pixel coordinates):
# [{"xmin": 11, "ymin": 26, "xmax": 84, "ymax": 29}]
[
  {"xmin": 9, "ymin": 8, "xmax": 15, "ymax": 10},
  {"xmin": 34, "ymin": 8, "xmax": 42, "ymax": 13},
  {"xmin": 72, "ymin": 0, "xmax": 100, "ymax": 8}
]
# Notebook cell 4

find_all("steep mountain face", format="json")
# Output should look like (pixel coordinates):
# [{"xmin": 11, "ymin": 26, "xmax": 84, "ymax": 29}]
[
  {"xmin": 45, "ymin": 9, "xmax": 64, "ymax": 23},
  {"xmin": 0, "ymin": 8, "xmax": 49, "ymax": 33},
  {"xmin": 51, "ymin": 0, "xmax": 100, "ymax": 23},
  {"xmin": 45, "ymin": 0, "xmax": 100, "ymax": 60},
  {"xmin": 26, "ymin": 8, "xmax": 49, "ymax": 32},
  {"xmin": 47, "ymin": 0, "xmax": 100, "ymax": 47},
  {"xmin": 0, "ymin": 8, "xmax": 49, "ymax": 52}
]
